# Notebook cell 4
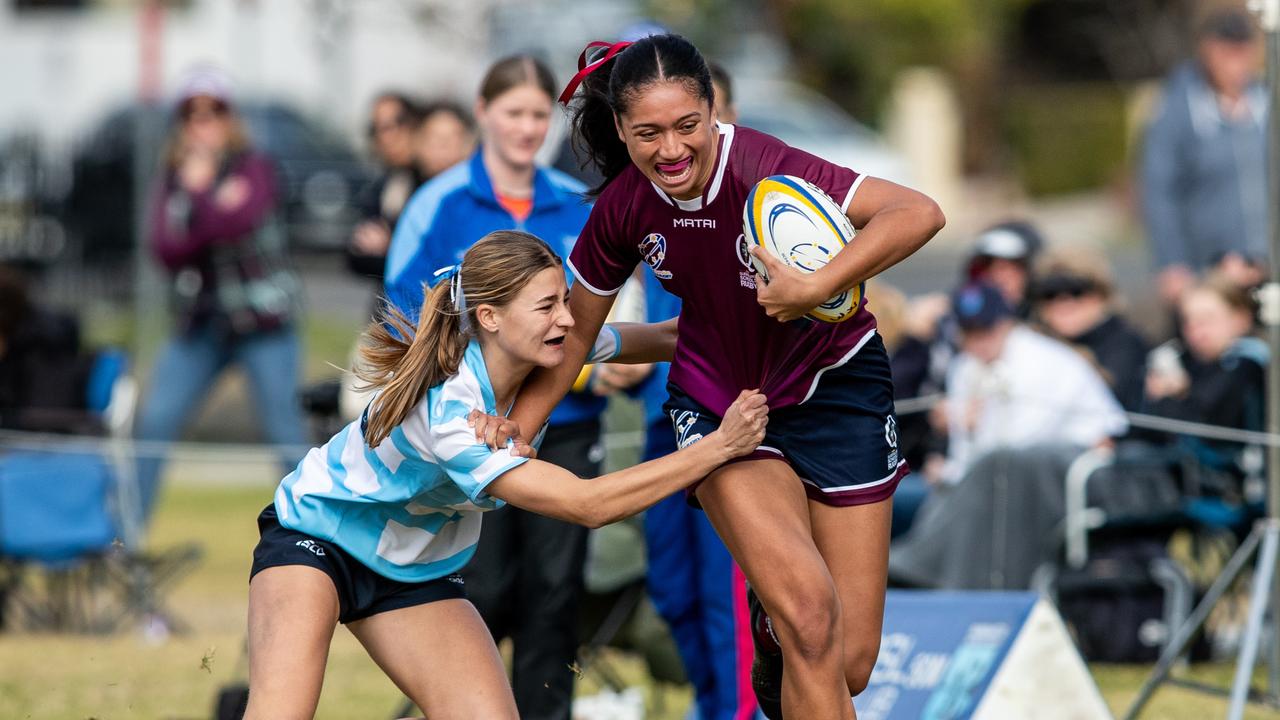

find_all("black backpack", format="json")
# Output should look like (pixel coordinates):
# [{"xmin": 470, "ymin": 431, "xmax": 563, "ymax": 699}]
[{"xmin": 1056, "ymin": 538, "xmax": 1208, "ymax": 663}]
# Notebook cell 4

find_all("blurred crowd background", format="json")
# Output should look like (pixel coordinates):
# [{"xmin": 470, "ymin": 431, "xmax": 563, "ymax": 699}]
[
  {"xmin": 3, "ymin": 1, "xmax": 1262, "ymax": 438},
  {"xmin": 0, "ymin": 0, "xmax": 1276, "ymax": 718}
]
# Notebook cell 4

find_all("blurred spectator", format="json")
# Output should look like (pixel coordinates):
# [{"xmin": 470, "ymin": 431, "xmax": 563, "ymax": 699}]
[
  {"xmin": 1033, "ymin": 247, "xmax": 1150, "ymax": 411},
  {"xmin": 942, "ymin": 282, "xmax": 1127, "ymax": 484},
  {"xmin": 347, "ymin": 92, "xmax": 425, "ymax": 290},
  {"xmin": 331, "ymin": 96, "xmax": 476, "ymax": 423},
  {"xmin": 0, "ymin": 265, "xmax": 97, "ymax": 434},
  {"xmin": 965, "ymin": 220, "xmax": 1044, "ymax": 317},
  {"xmin": 1140, "ymin": 8, "xmax": 1268, "ymax": 307},
  {"xmin": 889, "ymin": 219, "xmax": 1044, "ymax": 527},
  {"xmin": 384, "ymin": 56, "xmax": 601, "ymax": 720},
  {"xmin": 889, "ymin": 282, "xmax": 1129, "ymax": 589},
  {"xmin": 708, "ymin": 60, "xmax": 737, "ymax": 124},
  {"xmin": 894, "ymin": 220, "xmax": 1044, "ymax": 408},
  {"xmin": 887, "ymin": 290, "xmax": 951, "ymax": 536},
  {"xmin": 133, "ymin": 66, "xmax": 306, "ymax": 523},
  {"xmin": 1144, "ymin": 274, "xmax": 1266, "ymax": 480},
  {"xmin": 414, "ymin": 100, "xmax": 476, "ymax": 180},
  {"xmin": 866, "ymin": 279, "xmax": 907, "ymax": 354}
]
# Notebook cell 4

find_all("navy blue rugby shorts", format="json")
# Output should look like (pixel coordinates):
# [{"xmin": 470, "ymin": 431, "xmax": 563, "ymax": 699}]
[
  {"xmin": 663, "ymin": 332, "xmax": 908, "ymax": 507},
  {"xmin": 249, "ymin": 505, "xmax": 466, "ymax": 624}
]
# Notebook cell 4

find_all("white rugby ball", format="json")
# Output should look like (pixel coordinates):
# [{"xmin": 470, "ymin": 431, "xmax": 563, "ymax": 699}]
[{"xmin": 743, "ymin": 175, "xmax": 862, "ymax": 323}]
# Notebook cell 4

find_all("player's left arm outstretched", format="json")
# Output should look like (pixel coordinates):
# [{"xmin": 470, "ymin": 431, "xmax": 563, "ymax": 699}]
[
  {"xmin": 752, "ymin": 177, "xmax": 945, "ymax": 322},
  {"xmin": 470, "ymin": 316, "xmax": 679, "ymax": 450}
]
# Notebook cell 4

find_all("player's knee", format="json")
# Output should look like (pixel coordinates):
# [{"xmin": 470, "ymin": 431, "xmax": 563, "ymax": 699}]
[
  {"xmin": 844, "ymin": 649, "xmax": 878, "ymax": 696},
  {"xmin": 843, "ymin": 626, "xmax": 881, "ymax": 695},
  {"xmin": 772, "ymin": 582, "xmax": 840, "ymax": 662}
]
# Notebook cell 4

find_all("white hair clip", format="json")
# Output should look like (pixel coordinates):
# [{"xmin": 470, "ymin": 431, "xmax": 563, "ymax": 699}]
[{"xmin": 432, "ymin": 263, "xmax": 470, "ymax": 332}]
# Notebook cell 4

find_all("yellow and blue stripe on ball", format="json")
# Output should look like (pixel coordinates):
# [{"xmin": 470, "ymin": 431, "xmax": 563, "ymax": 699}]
[{"xmin": 744, "ymin": 174, "xmax": 863, "ymax": 322}]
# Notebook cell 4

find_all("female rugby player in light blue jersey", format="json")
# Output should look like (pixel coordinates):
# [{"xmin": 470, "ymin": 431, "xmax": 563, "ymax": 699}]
[
  {"xmin": 242, "ymin": 231, "xmax": 767, "ymax": 720},
  {"xmin": 508, "ymin": 34, "xmax": 945, "ymax": 719}
]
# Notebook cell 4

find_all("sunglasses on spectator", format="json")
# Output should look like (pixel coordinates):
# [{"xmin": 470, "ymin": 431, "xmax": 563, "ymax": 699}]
[
  {"xmin": 180, "ymin": 99, "xmax": 230, "ymax": 122},
  {"xmin": 1035, "ymin": 276, "xmax": 1098, "ymax": 302},
  {"xmin": 367, "ymin": 115, "xmax": 412, "ymax": 138}
]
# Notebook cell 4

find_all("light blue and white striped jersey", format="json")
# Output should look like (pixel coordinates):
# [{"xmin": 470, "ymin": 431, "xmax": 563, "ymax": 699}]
[{"xmin": 273, "ymin": 340, "xmax": 528, "ymax": 583}]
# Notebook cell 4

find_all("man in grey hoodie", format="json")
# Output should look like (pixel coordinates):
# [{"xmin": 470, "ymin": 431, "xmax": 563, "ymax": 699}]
[{"xmin": 1141, "ymin": 8, "xmax": 1268, "ymax": 307}]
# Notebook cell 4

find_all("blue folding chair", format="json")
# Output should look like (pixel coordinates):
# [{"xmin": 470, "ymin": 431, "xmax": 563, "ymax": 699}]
[
  {"xmin": 0, "ymin": 450, "xmax": 122, "ymax": 631},
  {"xmin": 0, "ymin": 348, "xmax": 199, "ymax": 633}
]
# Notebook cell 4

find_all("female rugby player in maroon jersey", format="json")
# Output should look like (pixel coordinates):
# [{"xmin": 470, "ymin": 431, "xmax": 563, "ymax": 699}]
[{"xmin": 507, "ymin": 34, "xmax": 944, "ymax": 719}]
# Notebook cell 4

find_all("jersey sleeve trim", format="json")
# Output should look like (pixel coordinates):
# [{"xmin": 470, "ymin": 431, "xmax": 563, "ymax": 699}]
[
  {"xmin": 465, "ymin": 449, "xmax": 529, "ymax": 503},
  {"xmin": 587, "ymin": 324, "xmax": 623, "ymax": 362},
  {"xmin": 566, "ymin": 257, "xmax": 624, "ymax": 296},
  {"xmin": 841, "ymin": 173, "xmax": 868, "ymax": 214}
]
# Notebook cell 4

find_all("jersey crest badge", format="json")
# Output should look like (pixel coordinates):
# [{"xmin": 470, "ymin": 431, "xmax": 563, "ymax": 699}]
[{"xmin": 640, "ymin": 233, "xmax": 674, "ymax": 280}]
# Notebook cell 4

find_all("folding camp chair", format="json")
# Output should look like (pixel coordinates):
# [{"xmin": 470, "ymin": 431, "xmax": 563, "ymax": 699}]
[
  {"xmin": 0, "ymin": 348, "xmax": 201, "ymax": 634},
  {"xmin": 1041, "ymin": 443, "xmax": 1202, "ymax": 662}
]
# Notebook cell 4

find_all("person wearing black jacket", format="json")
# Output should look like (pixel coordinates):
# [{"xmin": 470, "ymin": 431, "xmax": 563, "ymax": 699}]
[
  {"xmin": 1145, "ymin": 275, "xmax": 1266, "ymax": 480},
  {"xmin": 1033, "ymin": 247, "xmax": 1149, "ymax": 412},
  {"xmin": 0, "ymin": 265, "xmax": 95, "ymax": 434},
  {"xmin": 347, "ymin": 92, "xmax": 425, "ymax": 291}
]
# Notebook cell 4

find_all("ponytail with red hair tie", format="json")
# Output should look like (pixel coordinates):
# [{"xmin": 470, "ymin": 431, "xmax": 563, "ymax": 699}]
[{"xmin": 557, "ymin": 40, "xmax": 633, "ymax": 105}]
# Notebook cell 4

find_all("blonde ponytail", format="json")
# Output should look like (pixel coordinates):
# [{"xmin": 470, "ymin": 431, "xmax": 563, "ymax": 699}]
[
  {"xmin": 357, "ymin": 280, "xmax": 468, "ymax": 447},
  {"xmin": 354, "ymin": 229, "xmax": 563, "ymax": 448}
]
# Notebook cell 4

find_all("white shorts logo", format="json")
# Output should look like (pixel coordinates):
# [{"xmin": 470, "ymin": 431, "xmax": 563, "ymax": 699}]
[
  {"xmin": 885, "ymin": 416, "xmax": 900, "ymax": 470},
  {"xmin": 295, "ymin": 539, "xmax": 326, "ymax": 557},
  {"xmin": 671, "ymin": 409, "xmax": 704, "ymax": 449}
]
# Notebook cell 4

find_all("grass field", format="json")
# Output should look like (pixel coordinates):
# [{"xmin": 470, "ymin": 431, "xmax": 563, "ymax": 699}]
[{"xmin": 0, "ymin": 482, "xmax": 1277, "ymax": 719}]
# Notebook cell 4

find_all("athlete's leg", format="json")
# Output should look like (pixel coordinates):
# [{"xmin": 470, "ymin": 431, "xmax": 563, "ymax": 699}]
[
  {"xmin": 695, "ymin": 459, "xmax": 853, "ymax": 720},
  {"xmin": 244, "ymin": 565, "xmax": 340, "ymax": 720},
  {"xmin": 810, "ymin": 496, "xmax": 893, "ymax": 697},
  {"xmin": 348, "ymin": 598, "xmax": 518, "ymax": 720}
]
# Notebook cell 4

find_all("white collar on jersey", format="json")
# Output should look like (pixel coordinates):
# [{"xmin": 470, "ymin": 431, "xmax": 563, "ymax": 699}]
[{"xmin": 648, "ymin": 122, "xmax": 735, "ymax": 212}]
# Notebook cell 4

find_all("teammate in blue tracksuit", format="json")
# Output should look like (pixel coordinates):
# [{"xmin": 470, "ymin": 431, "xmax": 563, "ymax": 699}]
[{"xmin": 384, "ymin": 56, "xmax": 604, "ymax": 720}]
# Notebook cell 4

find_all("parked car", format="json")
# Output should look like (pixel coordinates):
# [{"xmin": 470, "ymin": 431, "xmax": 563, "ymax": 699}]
[
  {"xmin": 734, "ymin": 80, "xmax": 912, "ymax": 187},
  {"xmin": 0, "ymin": 132, "xmax": 69, "ymax": 270},
  {"xmin": 63, "ymin": 100, "xmax": 374, "ymax": 267}
]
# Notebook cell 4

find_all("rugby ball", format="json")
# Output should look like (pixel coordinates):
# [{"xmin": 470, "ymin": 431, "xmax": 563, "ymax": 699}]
[{"xmin": 743, "ymin": 175, "xmax": 862, "ymax": 323}]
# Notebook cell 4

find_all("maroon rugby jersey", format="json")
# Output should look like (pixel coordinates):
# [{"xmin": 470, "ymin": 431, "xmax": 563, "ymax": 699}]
[{"xmin": 568, "ymin": 123, "xmax": 880, "ymax": 415}]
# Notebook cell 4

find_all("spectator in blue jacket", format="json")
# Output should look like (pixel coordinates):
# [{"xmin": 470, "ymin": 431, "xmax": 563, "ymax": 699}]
[
  {"xmin": 384, "ymin": 55, "xmax": 600, "ymax": 720},
  {"xmin": 1140, "ymin": 8, "xmax": 1268, "ymax": 307}
]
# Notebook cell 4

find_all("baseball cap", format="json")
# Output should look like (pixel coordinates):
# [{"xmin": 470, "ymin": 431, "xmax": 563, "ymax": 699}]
[
  {"xmin": 952, "ymin": 282, "xmax": 1013, "ymax": 331},
  {"xmin": 971, "ymin": 221, "xmax": 1043, "ymax": 263},
  {"xmin": 1200, "ymin": 8, "xmax": 1257, "ymax": 44}
]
